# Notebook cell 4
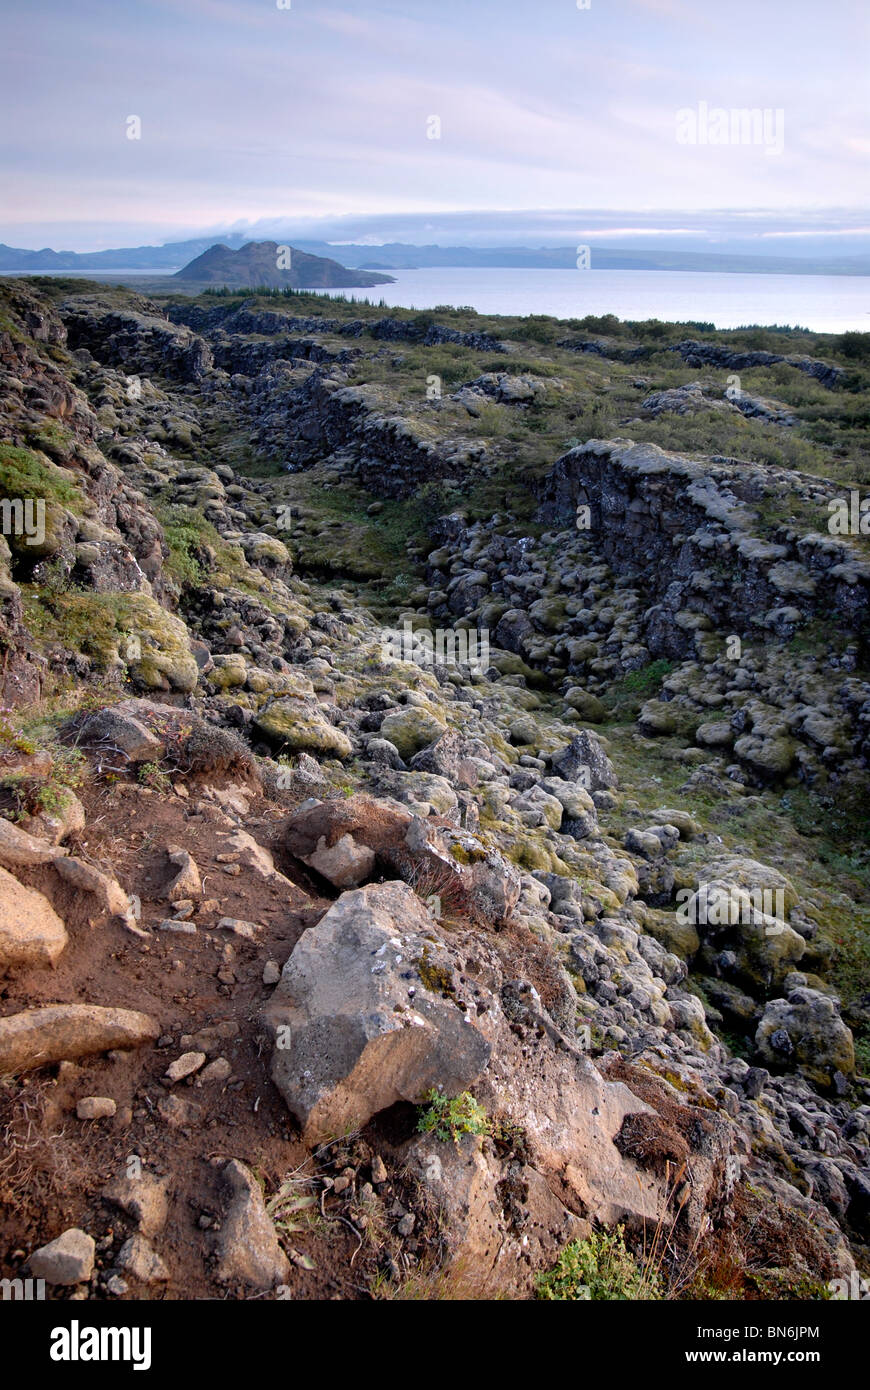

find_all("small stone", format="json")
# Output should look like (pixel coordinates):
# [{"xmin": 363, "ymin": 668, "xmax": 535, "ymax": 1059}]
[
  {"xmin": 198, "ymin": 1057, "xmax": 232, "ymax": 1085},
  {"xmin": 262, "ymin": 960, "xmax": 281, "ymax": 985},
  {"xmin": 106, "ymin": 1275, "xmax": 128, "ymax": 1296},
  {"xmin": 76, "ymin": 1096, "xmax": 117, "ymax": 1120},
  {"xmin": 164, "ymin": 1051, "xmax": 206, "ymax": 1083},
  {"xmin": 217, "ymin": 917, "xmax": 262, "ymax": 939},
  {"xmin": 29, "ymin": 1228, "xmax": 95, "ymax": 1285},
  {"xmin": 102, "ymin": 1173, "xmax": 170, "ymax": 1238},
  {"xmin": 370, "ymin": 1154, "xmax": 387, "ymax": 1185},
  {"xmin": 397, "ymin": 1213, "xmax": 415, "ymax": 1237},
  {"xmin": 156, "ymin": 919, "xmax": 197, "ymax": 934},
  {"xmin": 157, "ymin": 1094, "xmax": 194, "ymax": 1128},
  {"xmin": 117, "ymin": 1234, "xmax": 169, "ymax": 1285},
  {"xmin": 165, "ymin": 846, "xmax": 201, "ymax": 902}
]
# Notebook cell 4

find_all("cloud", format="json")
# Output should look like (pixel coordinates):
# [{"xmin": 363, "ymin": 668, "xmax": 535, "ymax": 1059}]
[{"xmin": 1, "ymin": 0, "xmax": 868, "ymax": 248}]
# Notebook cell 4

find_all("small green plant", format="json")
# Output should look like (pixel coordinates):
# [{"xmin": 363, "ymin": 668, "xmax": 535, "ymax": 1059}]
[
  {"xmin": 416, "ymin": 1090, "xmax": 489, "ymax": 1145},
  {"xmin": 138, "ymin": 761, "xmax": 171, "ymax": 793},
  {"xmin": 536, "ymin": 1226, "xmax": 662, "ymax": 1301}
]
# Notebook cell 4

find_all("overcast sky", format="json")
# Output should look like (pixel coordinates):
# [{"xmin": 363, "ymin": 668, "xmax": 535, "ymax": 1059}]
[{"xmin": 2, "ymin": 0, "xmax": 868, "ymax": 250}]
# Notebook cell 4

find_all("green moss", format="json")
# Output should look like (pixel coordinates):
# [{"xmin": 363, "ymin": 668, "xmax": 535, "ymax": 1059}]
[
  {"xmin": 0, "ymin": 444, "xmax": 84, "ymax": 511},
  {"xmin": 416, "ymin": 943, "xmax": 455, "ymax": 997}
]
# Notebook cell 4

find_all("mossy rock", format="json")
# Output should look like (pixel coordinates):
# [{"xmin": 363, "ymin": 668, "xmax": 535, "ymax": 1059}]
[
  {"xmin": 379, "ymin": 707, "xmax": 447, "ymax": 760},
  {"xmin": 254, "ymin": 699, "xmax": 352, "ymax": 758},
  {"xmin": 563, "ymin": 686, "xmax": 606, "ymax": 722},
  {"xmin": 643, "ymin": 908, "xmax": 700, "ymax": 960},
  {"xmin": 207, "ymin": 654, "xmax": 247, "ymax": 689},
  {"xmin": 119, "ymin": 595, "xmax": 199, "ymax": 692}
]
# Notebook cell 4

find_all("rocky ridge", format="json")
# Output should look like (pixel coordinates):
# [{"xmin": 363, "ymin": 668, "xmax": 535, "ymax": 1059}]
[{"xmin": 0, "ymin": 277, "xmax": 867, "ymax": 1300}]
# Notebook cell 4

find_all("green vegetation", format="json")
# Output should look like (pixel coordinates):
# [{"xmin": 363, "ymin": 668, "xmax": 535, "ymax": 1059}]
[
  {"xmin": 416, "ymin": 1089, "xmax": 489, "ymax": 1145},
  {"xmin": 0, "ymin": 444, "xmax": 84, "ymax": 511},
  {"xmin": 536, "ymin": 1227, "xmax": 662, "ymax": 1301},
  {"xmin": 603, "ymin": 659, "xmax": 676, "ymax": 723}
]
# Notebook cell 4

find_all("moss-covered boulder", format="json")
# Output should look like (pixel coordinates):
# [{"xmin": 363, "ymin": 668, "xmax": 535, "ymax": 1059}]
[
  {"xmin": 254, "ymin": 699, "xmax": 352, "ymax": 759},
  {"xmin": 755, "ymin": 989, "xmax": 855, "ymax": 1088},
  {"xmin": 379, "ymin": 707, "xmax": 447, "ymax": 760},
  {"xmin": 563, "ymin": 686, "xmax": 606, "ymax": 722}
]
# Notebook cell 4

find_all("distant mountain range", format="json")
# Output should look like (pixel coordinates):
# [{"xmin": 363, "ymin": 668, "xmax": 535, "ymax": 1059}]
[
  {"xmin": 172, "ymin": 241, "xmax": 394, "ymax": 289},
  {"xmin": 1, "ymin": 235, "xmax": 869, "ymax": 278}
]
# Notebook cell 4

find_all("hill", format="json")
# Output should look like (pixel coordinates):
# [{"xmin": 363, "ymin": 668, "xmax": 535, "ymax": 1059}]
[{"xmin": 173, "ymin": 240, "xmax": 394, "ymax": 289}]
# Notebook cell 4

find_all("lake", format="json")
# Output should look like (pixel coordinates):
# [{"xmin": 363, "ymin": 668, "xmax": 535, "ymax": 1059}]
[{"xmin": 311, "ymin": 267, "xmax": 870, "ymax": 333}]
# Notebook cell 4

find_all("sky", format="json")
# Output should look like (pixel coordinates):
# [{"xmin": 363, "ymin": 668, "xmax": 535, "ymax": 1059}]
[{"xmin": 1, "ymin": 0, "xmax": 868, "ymax": 252}]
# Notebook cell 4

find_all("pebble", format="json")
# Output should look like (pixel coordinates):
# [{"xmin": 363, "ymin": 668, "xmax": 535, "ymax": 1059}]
[
  {"xmin": 217, "ymin": 917, "xmax": 262, "ymax": 939},
  {"xmin": 164, "ymin": 1051, "xmax": 206, "ymax": 1083},
  {"xmin": 198, "ymin": 1057, "xmax": 232, "ymax": 1084},
  {"xmin": 76, "ymin": 1096, "xmax": 117, "ymax": 1120}
]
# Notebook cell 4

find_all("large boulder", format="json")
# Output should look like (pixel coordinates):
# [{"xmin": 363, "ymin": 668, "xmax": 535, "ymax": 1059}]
[
  {"xmin": 76, "ymin": 702, "xmax": 166, "ymax": 762},
  {"xmin": 682, "ymin": 862, "xmax": 805, "ymax": 993},
  {"xmin": 403, "ymin": 1132, "xmax": 588, "ymax": 1295},
  {"xmin": 284, "ymin": 794, "xmax": 412, "ymax": 889},
  {"xmin": 550, "ymin": 730, "xmax": 617, "ymax": 790},
  {"xmin": 378, "ymin": 707, "xmax": 447, "ymax": 760},
  {"xmin": 408, "ymin": 730, "xmax": 490, "ymax": 788},
  {"xmin": 262, "ymin": 881, "xmax": 492, "ymax": 1145},
  {"xmin": 254, "ymin": 699, "xmax": 352, "ymax": 758},
  {"xmin": 0, "ymin": 817, "xmax": 66, "ymax": 870},
  {"xmin": 755, "ymin": 989, "xmax": 855, "ymax": 1089},
  {"xmin": 0, "ymin": 865, "xmax": 67, "ymax": 971}
]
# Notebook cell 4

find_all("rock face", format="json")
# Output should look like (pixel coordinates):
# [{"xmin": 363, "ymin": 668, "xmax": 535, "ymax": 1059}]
[
  {"xmin": 262, "ymin": 881, "xmax": 492, "ymax": 1144},
  {"xmin": 0, "ymin": 1004, "xmax": 159, "ymax": 1075},
  {"xmin": 0, "ymin": 866, "xmax": 67, "ymax": 971},
  {"xmin": 538, "ymin": 439, "xmax": 870, "ymax": 644}
]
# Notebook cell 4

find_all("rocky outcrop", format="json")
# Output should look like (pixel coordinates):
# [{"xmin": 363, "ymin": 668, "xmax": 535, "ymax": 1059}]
[
  {"xmin": 538, "ymin": 439, "xmax": 870, "ymax": 643},
  {"xmin": 0, "ymin": 278, "xmax": 866, "ymax": 1300}
]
